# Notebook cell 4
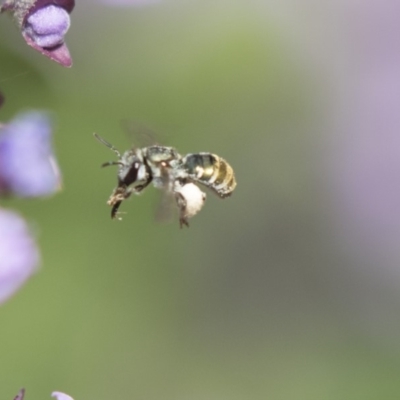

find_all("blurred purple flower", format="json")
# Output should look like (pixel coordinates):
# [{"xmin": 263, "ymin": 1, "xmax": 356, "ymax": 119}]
[
  {"xmin": 52, "ymin": 392, "xmax": 74, "ymax": 400},
  {"xmin": 0, "ymin": 111, "xmax": 62, "ymax": 197},
  {"xmin": 12, "ymin": 390, "xmax": 74, "ymax": 400},
  {"xmin": 99, "ymin": 0, "xmax": 161, "ymax": 7},
  {"xmin": 0, "ymin": 208, "xmax": 39, "ymax": 305},
  {"xmin": 327, "ymin": 1, "xmax": 400, "ymax": 254},
  {"xmin": 14, "ymin": 389, "xmax": 25, "ymax": 400},
  {"xmin": 0, "ymin": 0, "xmax": 74, "ymax": 67}
]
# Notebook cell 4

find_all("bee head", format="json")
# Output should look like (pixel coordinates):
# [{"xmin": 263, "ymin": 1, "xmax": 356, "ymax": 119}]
[{"xmin": 94, "ymin": 133, "xmax": 145, "ymax": 187}]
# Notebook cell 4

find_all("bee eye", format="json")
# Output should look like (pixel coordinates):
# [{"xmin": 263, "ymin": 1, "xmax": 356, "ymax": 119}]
[{"xmin": 120, "ymin": 162, "xmax": 140, "ymax": 186}]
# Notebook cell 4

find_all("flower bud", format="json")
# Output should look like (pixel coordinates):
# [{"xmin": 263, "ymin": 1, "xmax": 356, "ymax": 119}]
[{"xmin": 0, "ymin": 0, "xmax": 75, "ymax": 67}]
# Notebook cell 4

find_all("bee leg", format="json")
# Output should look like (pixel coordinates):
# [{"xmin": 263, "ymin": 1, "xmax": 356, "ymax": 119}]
[
  {"xmin": 134, "ymin": 182, "xmax": 150, "ymax": 193},
  {"xmin": 107, "ymin": 180, "xmax": 151, "ymax": 220},
  {"xmin": 133, "ymin": 173, "xmax": 152, "ymax": 194},
  {"xmin": 180, "ymin": 218, "xmax": 190, "ymax": 229},
  {"xmin": 108, "ymin": 186, "xmax": 134, "ymax": 220},
  {"xmin": 175, "ymin": 192, "xmax": 190, "ymax": 229},
  {"xmin": 111, "ymin": 200, "xmax": 122, "ymax": 219}
]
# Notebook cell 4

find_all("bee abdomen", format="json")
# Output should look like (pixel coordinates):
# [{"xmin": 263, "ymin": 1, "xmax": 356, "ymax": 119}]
[{"xmin": 182, "ymin": 153, "xmax": 236, "ymax": 198}]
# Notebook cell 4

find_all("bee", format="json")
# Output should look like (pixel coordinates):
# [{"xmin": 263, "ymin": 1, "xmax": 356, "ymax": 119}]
[{"xmin": 94, "ymin": 133, "xmax": 237, "ymax": 227}]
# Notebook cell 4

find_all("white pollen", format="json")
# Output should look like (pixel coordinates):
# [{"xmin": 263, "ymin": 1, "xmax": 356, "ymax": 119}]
[{"xmin": 177, "ymin": 183, "xmax": 206, "ymax": 219}]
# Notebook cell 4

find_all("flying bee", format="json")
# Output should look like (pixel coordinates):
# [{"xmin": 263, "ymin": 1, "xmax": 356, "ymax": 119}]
[{"xmin": 94, "ymin": 133, "xmax": 237, "ymax": 227}]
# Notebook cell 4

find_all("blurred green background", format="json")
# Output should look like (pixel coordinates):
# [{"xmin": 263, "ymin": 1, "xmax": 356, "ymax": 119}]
[{"xmin": 1, "ymin": 1, "xmax": 400, "ymax": 399}]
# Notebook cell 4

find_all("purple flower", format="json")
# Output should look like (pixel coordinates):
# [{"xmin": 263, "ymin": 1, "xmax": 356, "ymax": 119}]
[
  {"xmin": 0, "ymin": 111, "xmax": 62, "ymax": 197},
  {"xmin": 0, "ymin": 209, "xmax": 39, "ymax": 305},
  {"xmin": 0, "ymin": 0, "xmax": 74, "ymax": 67}
]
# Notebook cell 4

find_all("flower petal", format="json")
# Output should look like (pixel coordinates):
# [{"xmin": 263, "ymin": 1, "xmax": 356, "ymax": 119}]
[{"xmin": 22, "ymin": 35, "xmax": 72, "ymax": 67}]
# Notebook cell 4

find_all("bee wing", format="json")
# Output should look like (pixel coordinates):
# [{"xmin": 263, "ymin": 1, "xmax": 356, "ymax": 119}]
[
  {"xmin": 153, "ymin": 162, "xmax": 178, "ymax": 224},
  {"xmin": 154, "ymin": 187, "xmax": 178, "ymax": 224},
  {"xmin": 120, "ymin": 120, "xmax": 168, "ymax": 148}
]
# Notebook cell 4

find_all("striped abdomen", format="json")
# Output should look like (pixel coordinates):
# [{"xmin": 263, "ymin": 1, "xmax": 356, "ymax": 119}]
[{"xmin": 182, "ymin": 153, "xmax": 236, "ymax": 198}]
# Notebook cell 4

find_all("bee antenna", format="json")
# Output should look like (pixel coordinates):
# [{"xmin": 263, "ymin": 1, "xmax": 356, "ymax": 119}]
[
  {"xmin": 93, "ymin": 133, "xmax": 122, "ymax": 159},
  {"xmin": 101, "ymin": 161, "xmax": 124, "ymax": 168}
]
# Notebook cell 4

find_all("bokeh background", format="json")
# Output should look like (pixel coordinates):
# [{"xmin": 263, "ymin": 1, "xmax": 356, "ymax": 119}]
[{"xmin": 2, "ymin": 1, "xmax": 400, "ymax": 399}]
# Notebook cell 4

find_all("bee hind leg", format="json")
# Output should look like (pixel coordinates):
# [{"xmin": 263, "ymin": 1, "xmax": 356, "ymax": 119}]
[
  {"xmin": 180, "ymin": 216, "xmax": 190, "ymax": 229},
  {"xmin": 175, "ymin": 192, "xmax": 190, "ymax": 229}
]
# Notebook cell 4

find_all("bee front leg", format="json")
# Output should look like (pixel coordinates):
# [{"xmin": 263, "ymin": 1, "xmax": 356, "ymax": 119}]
[
  {"xmin": 110, "ymin": 200, "xmax": 122, "ymax": 219},
  {"xmin": 107, "ymin": 186, "xmax": 135, "ymax": 220}
]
